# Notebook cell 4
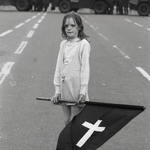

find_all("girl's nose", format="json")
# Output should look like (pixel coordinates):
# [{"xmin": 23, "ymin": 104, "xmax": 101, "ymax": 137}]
[{"xmin": 68, "ymin": 25, "xmax": 71, "ymax": 29}]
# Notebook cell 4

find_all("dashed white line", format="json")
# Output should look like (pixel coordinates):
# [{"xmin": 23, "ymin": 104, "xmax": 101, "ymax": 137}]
[
  {"xmin": 0, "ymin": 62, "xmax": 15, "ymax": 85},
  {"xmin": 84, "ymin": 20, "xmax": 90, "ymax": 25},
  {"xmin": 38, "ymin": 19, "xmax": 42, "ymax": 23},
  {"xmin": 125, "ymin": 18, "xmax": 150, "ymax": 32},
  {"xmin": 98, "ymin": 33, "xmax": 109, "ymax": 41},
  {"xmin": 125, "ymin": 19, "xmax": 132, "ymax": 22},
  {"xmin": 90, "ymin": 24, "xmax": 97, "ymax": 31},
  {"xmin": 84, "ymin": 18, "xmax": 131, "ymax": 59},
  {"xmin": 147, "ymin": 28, "xmax": 150, "ymax": 31},
  {"xmin": 124, "ymin": 55, "xmax": 131, "ymax": 59},
  {"xmin": 27, "ymin": 30, "xmax": 35, "ymax": 38},
  {"xmin": 98, "ymin": 33, "xmax": 103, "ymax": 36},
  {"xmin": 32, "ymin": 15, "xmax": 37, "ymax": 19},
  {"xmin": 136, "ymin": 67, "xmax": 150, "ymax": 81},
  {"xmin": 83, "ymin": 18, "xmax": 150, "ymax": 84},
  {"xmin": 41, "ymin": 16, "xmax": 45, "ymax": 19},
  {"xmin": 90, "ymin": 25, "xmax": 94, "ymax": 28},
  {"xmin": 15, "ymin": 41, "xmax": 28, "ymax": 54},
  {"xmin": 0, "ymin": 30, "xmax": 13, "ymax": 37},
  {"xmin": 138, "ymin": 46, "xmax": 142, "ymax": 49},
  {"xmin": 25, "ymin": 19, "xmax": 31, "ymax": 23},
  {"xmin": 102, "ymin": 36, "xmax": 109, "ymax": 41},
  {"xmin": 33, "ymin": 23, "xmax": 39, "ymax": 29},
  {"xmin": 113, "ymin": 45, "xmax": 130, "ymax": 59},
  {"xmin": 134, "ymin": 22, "xmax": 143, "ymax": 27},
  {"xmin": 15, "ymin": 23, "xmax": 24, "ymax": 29},
  {"xmin": 0, "ymin": 14, "xmax": 45, "ymax": 85}
]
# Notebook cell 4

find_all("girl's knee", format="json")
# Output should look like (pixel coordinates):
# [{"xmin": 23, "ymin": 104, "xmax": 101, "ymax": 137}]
[
  {"xmin": 64, "ymin": 119, "xmax": 70, "ymax": 126},
  {"xmin": 70, "ymin": 106, "xmax": 82, "ymax": 120},
  {"xmin": 62, "ymin": 105, "xmax": 71, "ymax": 125}
]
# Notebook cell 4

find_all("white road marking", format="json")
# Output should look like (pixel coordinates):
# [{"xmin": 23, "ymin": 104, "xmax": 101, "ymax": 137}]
[
  {"xmin": 113, "ymin": 45, "xmax": 130, "ymax": 59},
  {"xmin": 125, "ymin": 19, "xmax": 132, "ymax": 23},
  {"xmin": 98, "ymin": 33, "xmax": 109, "ymax": 41},
  {"xmin": 90, "ymin": 24, "xmax": 97, "ymax": 31},
  {"xmin": 15, "ymin": 23, "xmax": 24, "ymax": 29},
  {"xmin": 15, "ymin": 41, "xmax": 28, "ymax": 54},
  {"xmin": 98, "ymin": 33, "xmax": 103, "ymax": 36},
  {"xmin": 147, "ymin": 28, "xmax": 150, "ymax": 31},
  {"xmin": 32, "ymin": 15, "xmax": 37, "ymax": 19},
  {"xmin": 125, "ymin": 18, "xmax": 150, "ymax": 32},
  {"xmin": 0, "ymin": 30, "xmax": 13, "ymax": 37},
  {"xmin": 134, "ymin": 22, "xmax": 143, "ymax": 27},
  {"xmin": 27, "ymin": 30, "xmax": 35, "ymax": 38},
  {"xmin": 124, "ymin": 55, "xmax": 131, "ymax": 59},
  {"xmin": 25, "ymin": 19, "xmax": 31, "ymax": 23},
  {"xmin": 33, "ymin": 23, "xmax": 39, "ymax": 29},
  {"xmin": 38, "ymin": 19, "xmax": 42, "ymax": 23},
  {"xmin": 84, "ymin": 20, "xmax": 90, "ymax": 25},
  {"xmin": 103, "ymin": 36, "xmax": 109, "ymax": 41},
  {"xmin": 0, "ymin": 62, "xmax": 15, "ymax": 85},
  {"xmin": 136, "ymin": 67, "xmax": 150, "ymax": 81},
  {"xmin": 41, "ymin": 16, "xmax": 45, "ymax": 19},
  {"xmin": 90, "ymin": 24, "xmax": 94, "ymax": 28}
]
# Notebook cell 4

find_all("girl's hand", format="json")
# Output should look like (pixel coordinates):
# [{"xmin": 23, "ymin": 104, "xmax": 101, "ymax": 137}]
[
  {"xmin": 77, "ymin": 94, "xmax": 85, "ymax": 104},
  {"xmin": 51, "ymin": 93, "xmax": 61, "ymax": 104}
]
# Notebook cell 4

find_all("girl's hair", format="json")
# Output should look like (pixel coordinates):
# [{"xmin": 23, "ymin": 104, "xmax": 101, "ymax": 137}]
[{"xmin": 61, "ymin": 11, "xmax": 89, "ymax": 40}]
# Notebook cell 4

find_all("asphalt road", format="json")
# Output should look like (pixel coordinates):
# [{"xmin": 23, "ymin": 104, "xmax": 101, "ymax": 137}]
[{"xmin": 0, "ymin": 7, "xmax": 150, "ymax": 150}]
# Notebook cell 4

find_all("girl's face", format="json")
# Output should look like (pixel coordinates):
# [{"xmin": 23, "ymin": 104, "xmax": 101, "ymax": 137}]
[{"xmin": 64, "ymin": 17, "xmax": 79, "ymax": 40}]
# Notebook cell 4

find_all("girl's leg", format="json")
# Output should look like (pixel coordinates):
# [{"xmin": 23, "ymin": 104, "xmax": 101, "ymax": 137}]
[
  {"xmin": 70, "ymin": 106, "xmax": 83, "ymax": 121},
  {"xmin": 62, "ymin": 105, "xmax": 71, "ymax": 125}
]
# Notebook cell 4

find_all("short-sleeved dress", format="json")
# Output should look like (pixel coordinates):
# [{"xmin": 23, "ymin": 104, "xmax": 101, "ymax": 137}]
[{"xmin": 53, "ymin": 39, "xmax": 91, "ymax": 105}]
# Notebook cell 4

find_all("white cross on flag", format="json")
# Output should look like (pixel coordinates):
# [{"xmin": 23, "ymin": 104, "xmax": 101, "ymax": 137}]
[
  {"xmin": 56, "ymin": 101, "xmax": 145, "ymax": 150},
  {"xmin": 76, "ymin": 120, "xmax": 106, "ymax": 147}
]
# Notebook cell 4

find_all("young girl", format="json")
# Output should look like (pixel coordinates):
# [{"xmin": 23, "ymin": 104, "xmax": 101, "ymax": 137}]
[{"xmin": 51, "ymin": 11, "xmax": 91, "ymax": 126}]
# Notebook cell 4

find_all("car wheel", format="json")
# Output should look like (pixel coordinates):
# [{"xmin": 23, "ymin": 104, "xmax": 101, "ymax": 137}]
[
  {"xmin": 16, "ymin": 0, "xmax": 29, "ymax": 11},
  {"xmin": 59, "ymin": 0, "xmax": 71, "ymax": 13},
  {"xmin": 138, "ymin": 3, "xmax": 150, "ymax": 16},
  {"xmin": 93, "ymin": 1, "xmax": 107, "ymax": 14}
]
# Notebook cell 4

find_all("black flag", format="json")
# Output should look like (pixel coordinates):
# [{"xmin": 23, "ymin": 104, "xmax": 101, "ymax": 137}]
[{"xmin": 56, "ymin": 101, "xmax": 145, "ymax": 150}]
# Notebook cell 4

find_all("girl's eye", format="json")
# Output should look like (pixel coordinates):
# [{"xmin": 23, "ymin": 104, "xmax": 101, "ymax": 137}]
[
  {"xmin": 64, "ymin": 24, "xmax": 76, "ymax": 28},
  {"xmin": 64, "ymin": 25, "xmax": 69, "ymax": 28},
  {"xmin": 70, "ymin": 24, "xmax": 76, "ymax": 28}
]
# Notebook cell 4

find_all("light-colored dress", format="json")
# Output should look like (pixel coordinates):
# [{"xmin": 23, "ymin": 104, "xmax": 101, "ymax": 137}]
[{"xmin": 53, "ymin": 39, "xmax": 91, "ymax": 104}]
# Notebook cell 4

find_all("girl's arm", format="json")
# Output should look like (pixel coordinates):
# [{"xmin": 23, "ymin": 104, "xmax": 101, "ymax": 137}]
[
  {"xmin": 79, "ymin": 40, "xmax": 91, "ymax": 95},
  {"xmin": 53, "ymin": 41, "xmax": 65, "ymax": 94}
]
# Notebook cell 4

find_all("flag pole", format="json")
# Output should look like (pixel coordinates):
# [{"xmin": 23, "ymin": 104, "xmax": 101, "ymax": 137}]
[
  {"xmin": 36, "ymin": 97, "xmax": 51, "ymax": 101},
  {"xmin": 36, "ymin": 97, "xmax": 146, "ymax": 110},
  {"xmin": 36, "ymin": 97, "xmax": 78, "ymax": 103}
]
